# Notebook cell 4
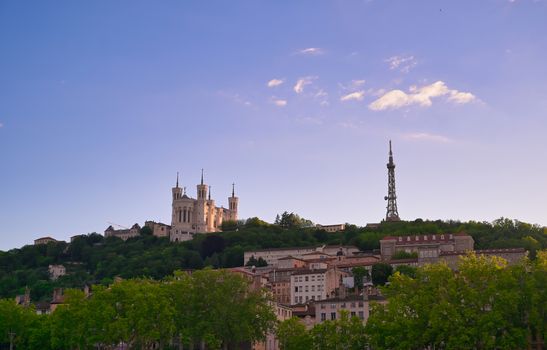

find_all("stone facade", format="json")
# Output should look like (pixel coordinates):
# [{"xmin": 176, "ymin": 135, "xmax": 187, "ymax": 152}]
[
  {"xmin": 170, "ymin": 172, "xmax": 238, "ymax": 242},
  {"xmin": 380, "ymin": 233, "xmax": 474, "ymax": 263},
  {"xmin": 439, "ymin": 248, "xmax": 528, "ymax": 270},
  {"xmin": 316, "ymin": 224, "xmax": 346, "ymax": 232},
  {"xmin": 244, "ymin": 245, "xmax": 359, "ymax": 267},
  {"xmin": 144, "ymin": 220, "xmax": 171, "ymax": 238},
  {"xmin": 104, "ymin": 223, "xmax": 141, "ymax": 241},
  {"xmin": 34, "ymin": 236, "xmax": 58, "ymax": 245}
]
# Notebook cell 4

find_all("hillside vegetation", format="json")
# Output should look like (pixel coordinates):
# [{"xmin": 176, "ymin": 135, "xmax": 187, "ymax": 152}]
[{"xmin": 0, "ymin": 216, "xmax": 545, "ymax": 300}]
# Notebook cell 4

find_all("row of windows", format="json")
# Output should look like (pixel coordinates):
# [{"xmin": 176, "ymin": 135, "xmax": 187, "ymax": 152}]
[
  {"xmin": 293, "ymin": 275, "xmax": 324, "ymax": 283},
  {"xmin": 319, "ymin": 302, "xmax": 364, "ymax": 309},
  {"xmin": 294, "ymin": 285, "xmax": 323, "ymax": 293},
  {"xmin": 294, "ymin": 295, "xmax": 322, "ymax": 304},
  {"xmin": 320, "ymin": 311, "xmax": 364, "ymax": 321}
]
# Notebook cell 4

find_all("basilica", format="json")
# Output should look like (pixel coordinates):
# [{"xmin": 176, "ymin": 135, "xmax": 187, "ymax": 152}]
[{"xmin": 170, "ymin": 171, "xmax": 238, "ymax": 242}]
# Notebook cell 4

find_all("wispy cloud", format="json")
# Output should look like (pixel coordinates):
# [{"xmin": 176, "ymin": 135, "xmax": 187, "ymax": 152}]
[
  {"xmin": 267, "ymin": 79, "xmax": 284, "ymax": 88},
  {"xmin": 403, "ymin": 132, "xmax": 452, "ymax": 143},
  {"xmin": 340, "ymin": 91, "xmax": 365, "ymax": 102},
  {"xmin": 369, "ymin": 81, "xmax": 476, "ymax": 111},
  {"xmin": 297, "ymin": 47, "xmax": 324, "ymax": 55},
  {"xmin": 294, "ymin": 76, "xmax": 316, "ymax": 94},
  {"xmin": 271, "ymin": 98, "xmax": 287, "ymax": 107},
  {"xmin": 218, "ymin": 91, "xmax": 252, "ymax": 107},
  {"xmin": 385, "ymin": 55, "xmax": 417, "ymax": 73}
]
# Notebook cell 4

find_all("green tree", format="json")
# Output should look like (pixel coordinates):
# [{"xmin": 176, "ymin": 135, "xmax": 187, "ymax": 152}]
[
  {"xmin": 277, "ymin": 317, "xmax": 312, "ymax": 350},
  {"xmin": 371, "ymin": 263, "xmax": 393, "ymax": 286},
  {"xmin": 366, "ymin": 253, "xmax": 546, "ymax": 350},
  {"xmin": 310, "ymin": 310, "xmax": 367, "ymax": 350}
]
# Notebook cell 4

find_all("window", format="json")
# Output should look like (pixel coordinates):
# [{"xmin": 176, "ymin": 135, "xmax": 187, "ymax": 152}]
[
  {"xmin": 358, "ymin": 311, "xmax": 364, "ymax": 319},
  {"xmin": 305, "ymin": 296, "xmax": 309, "ymax": 302},
  {"xmin": 351, "ymin": 311, "xmax": 356, "ymax": 317},
  {"xmin": 358, "ymin": 302, "xmax": 364, "ymax": 307},
  {"xmin": 351, "ymin": 302, "xmax": 356, "ymax": 308},
  {"xmin": 341, "ymin": 303, "xmax": 346, "ymax": 308},
  {"xmin": 331, "ymin": 304, "xmax": 336, "ymax": 309},
  {"xmin": 320, "ymin": 304, "xmax": 326, "ymax": 309},
  {"xmin": 330, "ymin": 312, "xmax": 336, "ymax": 320},
  {"xmin": 305, "ymin": 276, "xmax": 309, "ymax": 281},
  {"xmin": 321, "ymin": 313, "xmax": 326, "ymax": 321},
  {"xmin": 294, "ymin": 297, "xmax": 298, "ymax": 304},
  {"xmin": 311, "ymin": 285, "xmax": 315, "ymax": 292},
  {"xmin": 294, "ymin": 287, "xmax": 298, "ymax": 292}
]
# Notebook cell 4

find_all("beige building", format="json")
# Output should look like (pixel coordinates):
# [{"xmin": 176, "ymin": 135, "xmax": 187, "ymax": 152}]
[
  {"xmin": 104, "ymin": 223, "xmax": 141, "ymax": 241},
  {"xmin": 439, "ymin": 248, "xmax": 527, "ymax": 270},
  {"xmin": 380, "ymin": 233, "xmax": 474, "ymax": 263},
  {"xmin": 315, "ymin": 295, "xmax": 368, "ymax": 323},
  {"xmin": 34, "ymin": 236, "xmax": 58, "ymax": 245},
  {"xmin": 48, "ymin": 264, "xmax": 66, "ymax": 280},
  {"xmin": 170, "ymin": 172, "xmax": 238, "ymax": 242},
  {"xmin": 244, "ymin": 245, "xmax": 359, "ymax": 267},
  {"xmin": 316, "ymin": 224, "xmax": 346, "ymax": 232},
  {"xmin": 144, "ymin": 220, "xmax": 171, "ymax": 238},
  {"xmin": 290, "ymin": 268, "xmax": 347, "ymax": 305}
]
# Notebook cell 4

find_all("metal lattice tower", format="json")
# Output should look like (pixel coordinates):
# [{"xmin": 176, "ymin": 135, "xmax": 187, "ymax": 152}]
[{"xmin": 384, "ymin": 140, "xmax": 400, "ymax": 221}]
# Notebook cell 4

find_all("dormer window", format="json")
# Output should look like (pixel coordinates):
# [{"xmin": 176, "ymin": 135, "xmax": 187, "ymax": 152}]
[
  {"xmin": 440, "ymin": 235, "xmax": 445, "ymax": 239},
  {"xmin": 398, "ymin": 237, "xmax": 402, "ymax": 242},
  {"xmin": 424, "ymin": 235, "xmax": 428, "ymax": 241}
]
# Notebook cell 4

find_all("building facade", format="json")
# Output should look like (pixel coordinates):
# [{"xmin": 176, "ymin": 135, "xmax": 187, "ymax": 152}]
[
  {"xmin": 170, "ymin": 172, "xmax": 238, "ymax": 242},
  {"xmin": 104, "ymin": 223, "xmax": 141, "ymax": 241},
  {"xmin": 380, "ymin": 233, "xmax": 474, "ymax": 263},
  {"xmin": 34, "ymin": 237, "xmax": 58, "ymax": 245},
  {"xmin": 290, "ymin": 268, "xmax": 347, "ymax": 305}
]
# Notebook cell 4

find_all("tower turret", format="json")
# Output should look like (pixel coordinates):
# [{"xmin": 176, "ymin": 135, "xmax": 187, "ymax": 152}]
[
  {"xmin": 228, "ymin": 183, "xmax": 239, "ymax": 221},
  {"xmin": 384, "ymin": 141, "xmax": 400, "ymax": 221},
  {"xmin": 172, "ymin": 172, "xmax": 182, "ymax": 200},
  {"xmin": 197, "ymin": 169, "xmax": 208, "ymax": 200}
]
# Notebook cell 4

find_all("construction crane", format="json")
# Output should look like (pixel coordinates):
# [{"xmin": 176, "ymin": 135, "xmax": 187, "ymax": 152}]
[{"xmin": 106, "ymin": 222, "xmax": 129, "ymax": 230}]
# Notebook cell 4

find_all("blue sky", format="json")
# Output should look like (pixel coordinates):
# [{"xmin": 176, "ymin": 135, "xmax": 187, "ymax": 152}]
[{"xmin": 1, "ymin": 0, "xmax": 546, "ymax": 250}]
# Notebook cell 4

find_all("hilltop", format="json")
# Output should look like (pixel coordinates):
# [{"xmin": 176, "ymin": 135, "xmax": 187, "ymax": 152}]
[{"xmin": 0, "ymin": 216, "xmax": 545, "ymax": 300}]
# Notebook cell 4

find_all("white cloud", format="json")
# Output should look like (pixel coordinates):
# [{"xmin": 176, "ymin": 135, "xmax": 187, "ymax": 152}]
[
  {"xmin": 448, "ymin": 90, "xmax": 476, "ymax": 104},
  {"xmin": 294, "ymin": 76, "xmax": 316, "ymax": 94},
  {"xmin": 0, "ymin": 123, "xmax": 3, "ymax": 128},
  {"xmin": 272, "ymin": 98, "xmax": 287, "ymax": 107},
  {"xmin": 340, "ymin": 90, "xmax": 365, "ymax": 102},
  {"xmin": 403, "ymin": 132, "xmax": 452, "ymax": 143},
  {"xmin": 369, "ymin": 81, "xmax": 476, "ymax": 111},
  {"xmin": 385, "ymin": 55, "xmax": 417, "ymax": 73},
  {"xmin": 298, "ymin": 47, "xmax": 324, "ymax": 55},
  {"xmin": 267, "ymin": 79, "xmax": 284, "ymax": 88}
]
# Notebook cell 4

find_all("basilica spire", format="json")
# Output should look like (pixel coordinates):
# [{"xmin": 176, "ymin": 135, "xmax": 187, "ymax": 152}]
[
  {"xmin": 201, "ymin": 168, "xmax": 204, "ymax": 185},
  {"xmin": 176, "ymin": 172, "xmax": 179, "ymax": 188},
  {"xmin": 232, "ymin": 183, "xmax": 235, "ymax": 198}
]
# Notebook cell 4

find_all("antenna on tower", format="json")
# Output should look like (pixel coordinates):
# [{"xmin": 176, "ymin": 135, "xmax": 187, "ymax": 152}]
[
  {"xmin": 385, "ymin": 140, "xmax": 401, "ymax": 222},
  {"xmin": 232, "ymin": 183, "xmax": 235, "ymax": 197}
]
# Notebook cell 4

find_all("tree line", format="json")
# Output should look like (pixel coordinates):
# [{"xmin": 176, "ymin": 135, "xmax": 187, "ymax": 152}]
[
  {"xmin": 1, "ymin": 216, "xmax": 545, "ymax": 300},
  {"xmin": 0, "ymin": 269, "xmax": 276, "ymax": 350},
  {"xmin": 277, "ymin": 252, "xmax": 546, "ymax": 350}
]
